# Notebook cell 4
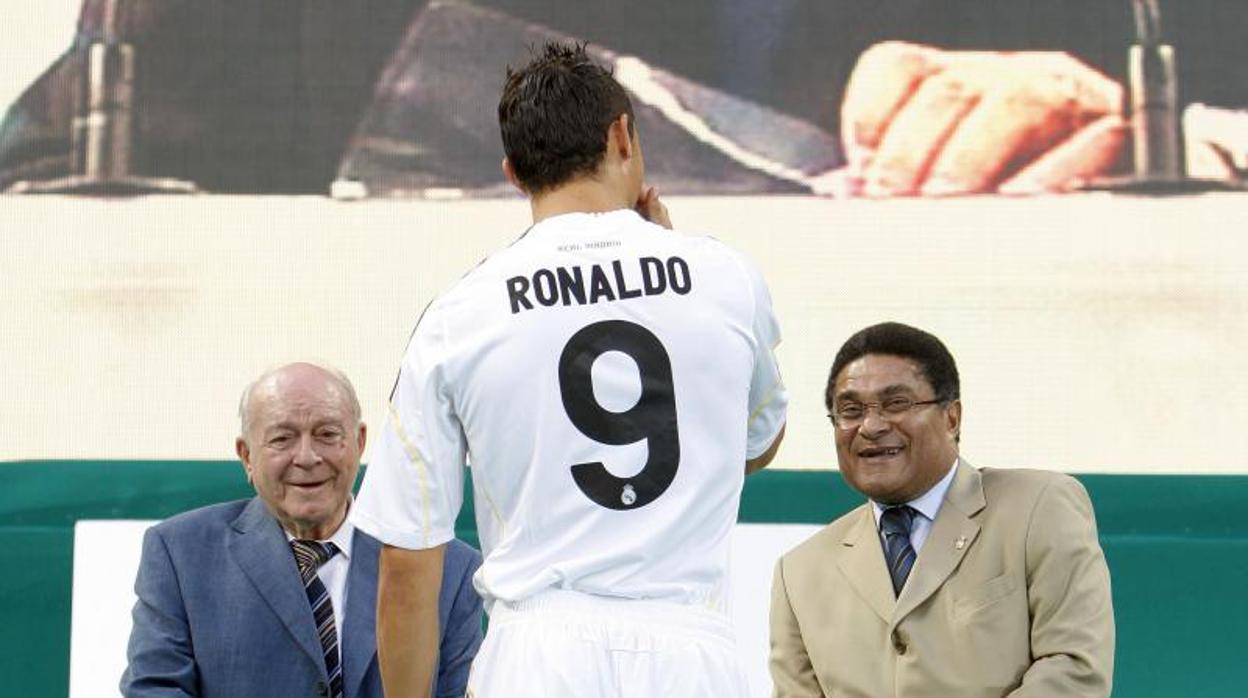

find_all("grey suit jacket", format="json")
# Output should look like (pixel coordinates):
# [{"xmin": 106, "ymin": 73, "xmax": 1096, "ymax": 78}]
[
  {"xmin": 770, "ymin": 463, "xmax": 1114, "ymax": 698},
  {"xmin": 121, "ymin": 497, "xmax": 483, "ymax": 697}
]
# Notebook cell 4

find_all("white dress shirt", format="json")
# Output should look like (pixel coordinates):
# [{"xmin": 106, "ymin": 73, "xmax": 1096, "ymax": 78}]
[
  {"xmin": 286, "ymin": 514, "xmax": 354, "ymax": 648},
  {"xmin": 871, "ymin": 457, "xmax": 960, "ymax": 553}
]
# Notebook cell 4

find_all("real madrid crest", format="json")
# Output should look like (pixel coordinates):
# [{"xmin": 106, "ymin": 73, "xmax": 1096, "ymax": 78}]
[{"xmin": 621, "ymin": 484, "xmax": 637, "ymax": 506}]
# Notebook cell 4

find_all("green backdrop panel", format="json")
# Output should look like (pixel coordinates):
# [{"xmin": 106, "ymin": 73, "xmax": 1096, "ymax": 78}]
[
  {"xmin": 3, "ymin": 460, "xmax": 1246, "ymax": 696},
  {"xmin": 1104, "ymin": 537, "xmax": 1248, "ymax": 696},
  {"xmin": 0, "ymin": 527, "xmax": 73, "ymax": 696}
]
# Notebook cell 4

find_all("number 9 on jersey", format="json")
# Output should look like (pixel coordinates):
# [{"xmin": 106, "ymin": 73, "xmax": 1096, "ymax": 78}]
[{"xmin": 558, "ymin": 320, "xmax": 681, "ymax": 510}]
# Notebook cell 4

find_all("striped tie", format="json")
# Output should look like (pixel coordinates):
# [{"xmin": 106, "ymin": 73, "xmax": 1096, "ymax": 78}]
[
  {"xmin": 880, "ymin": 506, "xmax": 917, "ymax": 597},
  {"xmin": 291, "ymin": 540, "xmax": 343, "ymax": 698}
]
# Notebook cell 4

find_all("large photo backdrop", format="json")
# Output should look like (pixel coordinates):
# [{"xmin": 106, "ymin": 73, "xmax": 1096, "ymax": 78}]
[{"xmin": 4, "ymin": 1, "xmax": 1248, "ymax": 195}]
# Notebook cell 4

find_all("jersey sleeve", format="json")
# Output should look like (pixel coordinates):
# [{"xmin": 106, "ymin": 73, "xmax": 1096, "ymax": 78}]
[
  {"xmin": 351, "ymin": 303, "xmax": 467, "ymax": 550},
  {"xmin": 741, "ymin": 253, "xmax": 788, "ymax": 459}
]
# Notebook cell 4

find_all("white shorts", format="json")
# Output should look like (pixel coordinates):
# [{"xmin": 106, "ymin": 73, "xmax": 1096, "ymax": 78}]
[{"xmin": 465, "ymin": 591, "xmax": 749, "ymax": 698}]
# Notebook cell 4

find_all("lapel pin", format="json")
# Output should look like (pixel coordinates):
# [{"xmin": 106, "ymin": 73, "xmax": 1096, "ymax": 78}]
[{"xmin": 955, "ymin": 536, "xmax": 967, "ymax": 550}]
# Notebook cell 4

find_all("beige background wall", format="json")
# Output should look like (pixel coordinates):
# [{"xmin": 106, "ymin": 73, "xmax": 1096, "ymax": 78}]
[
  {"xmin": 3, "ymin": 194, "xmax": 1246, "ymax": 472},
  {"xmin": 0, "ymin": 1, "xmax": 79, "ymax": 115}
]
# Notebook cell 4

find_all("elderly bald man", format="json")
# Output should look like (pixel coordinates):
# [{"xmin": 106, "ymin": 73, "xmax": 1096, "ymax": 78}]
[{"xmin": 122, "ymin": 362, "xmax": 483, "ymax": 698}]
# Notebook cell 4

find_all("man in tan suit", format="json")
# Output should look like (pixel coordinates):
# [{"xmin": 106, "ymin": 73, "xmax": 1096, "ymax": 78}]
[{"xmin": 770, "ymin": 322, "xmax": 1114, "ymax": 697}]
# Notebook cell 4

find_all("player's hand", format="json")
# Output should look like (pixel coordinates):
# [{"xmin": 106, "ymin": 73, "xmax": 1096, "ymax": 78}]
[
  {"xmin": 840, "ymin": 41, "xmax": 1127, "ymax": 196},
  {"xmin": 635, "ymin": 185, "xmax": 672, "ymax": 229}
]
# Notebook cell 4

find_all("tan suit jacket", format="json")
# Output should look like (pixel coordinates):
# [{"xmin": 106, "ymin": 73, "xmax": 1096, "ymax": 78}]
[{"xmin": 770, "ymin": 463, "xmax": 1114, "ymax": 697}]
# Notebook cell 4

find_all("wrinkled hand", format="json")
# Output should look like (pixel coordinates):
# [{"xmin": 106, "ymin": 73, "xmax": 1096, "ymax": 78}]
[
  {"xmin": 635, "ymin": 185, "xmax": 672, "ymax": 229},
  {"xmin": 840, "ymin": 41, "xmax": 1127, "ymax": 196}
]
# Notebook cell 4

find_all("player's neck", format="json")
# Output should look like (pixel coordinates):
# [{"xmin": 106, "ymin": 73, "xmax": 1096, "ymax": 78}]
[{"xmin": 529, "ymin": 177, "xmax": 632, "ymax": 224}]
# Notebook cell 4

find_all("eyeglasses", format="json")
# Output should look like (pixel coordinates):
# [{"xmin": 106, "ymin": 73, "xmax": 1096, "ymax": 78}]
[{"xmin": 828, "ymin": 397, "xmax": 944, "ymax": 429}]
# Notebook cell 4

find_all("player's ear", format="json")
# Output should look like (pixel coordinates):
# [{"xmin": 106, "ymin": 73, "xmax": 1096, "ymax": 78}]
[
  {"xmin": 502, "ymin": 157, "xmax": 526, "ymax": 193},
  {"xmin": 610, "ymin": 114, "xmax": 634, "ymax": 160}
]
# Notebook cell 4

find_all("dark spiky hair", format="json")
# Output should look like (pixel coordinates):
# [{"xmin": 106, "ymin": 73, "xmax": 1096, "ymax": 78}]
[{"xmin": 498, "ymin": 41, "xmax": 635, "ymax": 193}]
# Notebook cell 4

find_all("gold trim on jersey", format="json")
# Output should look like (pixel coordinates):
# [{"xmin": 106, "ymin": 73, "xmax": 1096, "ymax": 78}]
[
  {"xmin": 748, "ymin": 384, "xmax": 781, "ymax": 425},
  {"xmin": 471, "ymin": 463, "xmax": 508, "ymax": 538},
  {"xmin": 388, "ymin": 401, "xmax": 433, "ymax": 546}
]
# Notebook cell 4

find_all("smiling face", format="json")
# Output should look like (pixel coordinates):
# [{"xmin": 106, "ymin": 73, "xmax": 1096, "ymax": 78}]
[
  {"xmin": 831, "ymin": 354, "xmax": 961, "ymax": 505},
  {"xmin": 236, "ymin": 364, "xmax": 366, "ymax": 540}
]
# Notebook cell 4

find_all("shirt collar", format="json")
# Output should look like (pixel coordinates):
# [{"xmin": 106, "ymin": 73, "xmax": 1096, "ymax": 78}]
[
  {"xmin": 527, "ymin": 208, "xmax": 641, "ymax": 235},
  {"xmin": 282, "ymin": 499, "xmax": 355, "ymax": 561},
  {"xmin": 326, "ymin": 511, "xmax": 354, "ymax": 561},
  {"xmin": 871, "ymin": 457, "xmax": 961, "ymax": 527}
]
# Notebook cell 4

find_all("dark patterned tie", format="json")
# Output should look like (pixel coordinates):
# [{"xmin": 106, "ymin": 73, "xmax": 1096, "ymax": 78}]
[
  {"xmin": 880, "ymin": 506, "xmax": 917, "ymax": 597},
  {"xmin": 291, "ymin": 540, "xmax": 344, "ymax": 698}
]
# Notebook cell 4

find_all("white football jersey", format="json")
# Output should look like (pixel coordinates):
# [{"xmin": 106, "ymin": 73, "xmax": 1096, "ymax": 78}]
[{"xmin": 352, "ymin": 209, "xmax": 787, "ymax": 611}]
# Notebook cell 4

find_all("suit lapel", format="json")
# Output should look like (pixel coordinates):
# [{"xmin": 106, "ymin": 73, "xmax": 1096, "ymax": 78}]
[
  {"xmin": 891, "ymin": 462, "xmax": 985, "ymax": 627},
  {"xmin": 228, "ymin": 498, "xmax": 326, "ymax": 672},
  {"xmin": 835, "ymin": 505, "xmax": 896, "ymax": 624},
  {"xmin": 342, "ymin": 530, "xmax": 379, "ymax": 698}
]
